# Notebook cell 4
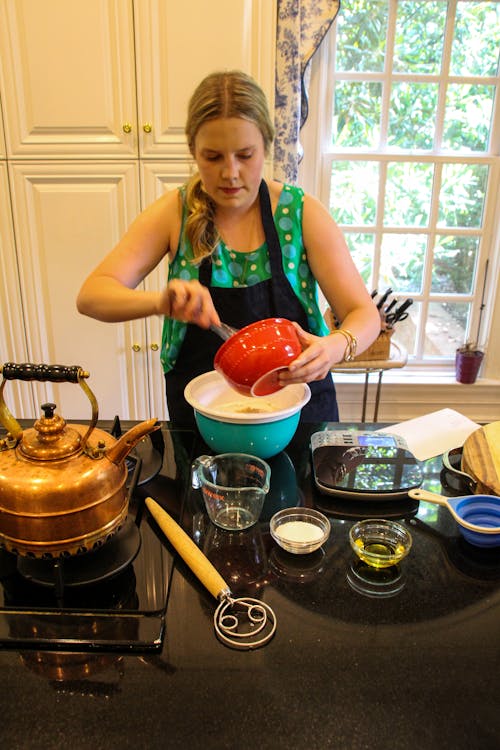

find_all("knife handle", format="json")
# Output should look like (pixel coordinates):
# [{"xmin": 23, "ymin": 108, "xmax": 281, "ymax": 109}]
[{"xmin": 146, "ymin": 497, "xmax": 230, "ymax": 600}]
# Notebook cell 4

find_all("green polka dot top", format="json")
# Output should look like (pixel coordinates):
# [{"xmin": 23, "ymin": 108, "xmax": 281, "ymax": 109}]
[{"xmin": 160, "ymin": 183, "xmax": 329, "ymax": 373}]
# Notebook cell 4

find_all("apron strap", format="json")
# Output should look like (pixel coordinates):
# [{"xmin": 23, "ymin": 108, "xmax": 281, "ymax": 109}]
[
  {"xmin": 258, "ymin": 181, "xmax": 310, "ymax": 323},
  {"xmin": 258, "ymin": 180, "xmax": 283, "ymax": 277}
]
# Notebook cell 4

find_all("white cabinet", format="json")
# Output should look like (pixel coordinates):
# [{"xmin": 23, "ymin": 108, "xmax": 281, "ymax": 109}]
[
  {"xmin": 140, "ymin": 161, "xmax": 192, "ymax": 420},
  {"xmin": 0, "ymin": 164, "xmax": 34, "ymax": 418},
  {"xmin": 0, "ymin": 0, "xmax": 275, "ymax": 160},
  {"xmin": 0, "ymin": 0, "xmax": 137, "ymax": 159},
  {"xmin": 0, "ymin": 0, "xmax": 276, "ymax": 421},
  {"xmin": 0, "ymin": 96, "xmax": 5, "ymax": 157},
  {"xmin": 134, "ymin": 0, "xmax": 276, "ymax": 158},
  {"xmin": 8, "ymin": 161, "xmax": 146, "ymax": 420}
]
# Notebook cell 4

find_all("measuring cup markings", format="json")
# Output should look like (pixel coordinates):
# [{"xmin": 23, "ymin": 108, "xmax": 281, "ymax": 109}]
[
  {"xmin": 203, "ymin": 486, "xmax": 226, "ymax": 503},
  {"xmin": 246, "ymin": 462, "xmax": 266, "ymax": 481}
]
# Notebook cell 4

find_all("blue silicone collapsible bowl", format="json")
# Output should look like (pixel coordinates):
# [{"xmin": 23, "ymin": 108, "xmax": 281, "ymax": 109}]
[
  {"xmin": 409, "ymin": 488, "xmax": 500, "ymax": 548},
  {"xmin": 453, "ymin": 495, "xmax": 500, "ymax": 548}
]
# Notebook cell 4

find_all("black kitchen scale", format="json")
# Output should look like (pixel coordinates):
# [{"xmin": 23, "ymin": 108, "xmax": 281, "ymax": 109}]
[{"xmin": 311, "ymin": 430, "xmax": 423, "ymax": 500}]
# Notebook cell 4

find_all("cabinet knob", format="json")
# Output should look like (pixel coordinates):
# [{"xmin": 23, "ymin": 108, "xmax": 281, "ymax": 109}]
[
  {"xmin": 132, "ymin": 344, "xmax": 141, "ymax": 352},
  {"xmin": 143, "ymin": 123, "xmax": 152, "ymax": 133},
  {"xmin": 150, "ymin": 343, "xmax": 159, "ymax": 351},
  {"xmin": 122, "ymin": 122, "xmax": 133, "ymax": 134}
]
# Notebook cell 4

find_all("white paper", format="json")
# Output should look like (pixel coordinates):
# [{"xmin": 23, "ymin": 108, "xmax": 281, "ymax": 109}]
[{"xmin": 376, "ymin": 408, "xmax": 480, "ymax": 461}]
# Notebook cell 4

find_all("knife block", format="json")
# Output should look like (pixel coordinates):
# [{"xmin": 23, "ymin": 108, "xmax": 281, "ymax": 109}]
[
  {"xmin": 324, "ymin": 308, "xmax": 393, "ymax": 362},
  {"xmin": 354, "ymin": 329, "xmax": 393, "ymax": 362}
]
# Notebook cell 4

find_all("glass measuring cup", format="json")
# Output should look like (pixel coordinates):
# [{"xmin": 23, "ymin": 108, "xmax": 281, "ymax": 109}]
[{"xmin": 192, "ymin": 453, "xmax": 271, "ymax": 531}]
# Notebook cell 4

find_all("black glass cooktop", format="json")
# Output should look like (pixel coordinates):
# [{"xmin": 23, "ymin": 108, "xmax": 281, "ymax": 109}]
[{"xmin": 0, "ymin": 424, "xmax": 195, "ymax": 653}]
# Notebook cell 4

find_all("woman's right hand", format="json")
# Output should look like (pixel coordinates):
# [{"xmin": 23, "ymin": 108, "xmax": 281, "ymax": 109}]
[{"xmin": 159, "ymin": 278, "xmax": 220, "ymax": 328}]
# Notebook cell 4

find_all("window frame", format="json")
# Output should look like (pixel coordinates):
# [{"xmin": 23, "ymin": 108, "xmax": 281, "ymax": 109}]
[{"xmin": 299, "ymin": 0, "xmax": 500, "ymax": 377}]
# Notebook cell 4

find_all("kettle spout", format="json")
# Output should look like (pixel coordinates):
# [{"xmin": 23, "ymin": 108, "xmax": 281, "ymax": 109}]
[{"xmin": 106, "ymin": 419, "xmax": 161, "ymax": 465}]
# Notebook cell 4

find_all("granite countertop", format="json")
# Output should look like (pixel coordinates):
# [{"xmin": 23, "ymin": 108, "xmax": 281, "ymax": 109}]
[{"xmin": 0, "ymin": 422, "xmax": 499, "ymax": 749}]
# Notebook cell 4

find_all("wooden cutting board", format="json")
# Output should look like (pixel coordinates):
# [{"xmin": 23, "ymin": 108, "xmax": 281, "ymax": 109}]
[{"xmin": 461, "ymin": 421, "xmax": 500, "ymax": 496}]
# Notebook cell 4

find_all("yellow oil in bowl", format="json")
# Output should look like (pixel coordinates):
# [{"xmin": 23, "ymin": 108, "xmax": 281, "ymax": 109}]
[{"xmin": 350, "ymin": 520, "xmax": 412, "ymax": 569}]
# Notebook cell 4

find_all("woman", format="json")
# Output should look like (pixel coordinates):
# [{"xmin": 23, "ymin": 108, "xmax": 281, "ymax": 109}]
[{"xmin": 77, "ymin": 70, "xmax": 380, "ymax": 425}]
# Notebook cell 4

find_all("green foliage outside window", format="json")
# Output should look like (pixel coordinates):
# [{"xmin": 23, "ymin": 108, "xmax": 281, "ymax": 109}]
[{"xmin": 329, "ymin": 0, "xmax": 499, "ymax": 355}]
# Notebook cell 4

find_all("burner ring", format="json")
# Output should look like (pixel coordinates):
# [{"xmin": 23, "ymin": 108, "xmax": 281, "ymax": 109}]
[{"xmin": 16, "ymin": 517, "xmax": 142, "ymax": 587}]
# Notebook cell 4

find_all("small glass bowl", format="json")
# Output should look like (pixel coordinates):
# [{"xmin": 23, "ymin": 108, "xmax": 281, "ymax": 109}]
[
  {"xmin": 349, "ymin": 519, "xmax": 412, "ymax": 569},
  {"xmin": 270, "ymin": 508, "xmax": 331, "ymax": 555}
]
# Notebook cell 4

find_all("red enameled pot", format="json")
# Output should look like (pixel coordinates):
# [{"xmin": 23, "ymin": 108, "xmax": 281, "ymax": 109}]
[{"xmin": 213, "ymin": 318, "xmax": 301, "ymax": 397}]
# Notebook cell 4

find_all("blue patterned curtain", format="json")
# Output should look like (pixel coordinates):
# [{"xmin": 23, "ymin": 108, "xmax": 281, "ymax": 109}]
[{"xmin": 274, "ymin": 0, "xmax": 340, "ymax": 183}]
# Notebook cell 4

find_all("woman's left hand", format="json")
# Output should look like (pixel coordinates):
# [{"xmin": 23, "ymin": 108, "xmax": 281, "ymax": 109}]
[{"xmin": 278, "ymin": 322, "xmax": 346, "ymax": 386}]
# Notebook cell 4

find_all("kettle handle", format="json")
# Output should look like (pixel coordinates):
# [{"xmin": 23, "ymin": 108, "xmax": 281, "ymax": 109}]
[{"xmin": 0, "ymin": 363, "xmax": 98, "ymax": 448}]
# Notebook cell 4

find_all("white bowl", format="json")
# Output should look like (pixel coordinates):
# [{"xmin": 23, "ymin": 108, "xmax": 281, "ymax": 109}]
[
  {"xmin": 270, "ymin": 507, "xmax": 331, "ymax": 554},
  {"xmin": 184, "ymin": 371, "xmax": 311, "ymax": 458},
  {"xmin": 185, "ymin": 371, "xmax": 311, "ymax": 423}
]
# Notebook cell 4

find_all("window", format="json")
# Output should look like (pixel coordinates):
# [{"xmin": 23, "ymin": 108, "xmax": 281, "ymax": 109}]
[{"xmin": 300, "ymin": 0, "xmax": 500, "ymax": 370}]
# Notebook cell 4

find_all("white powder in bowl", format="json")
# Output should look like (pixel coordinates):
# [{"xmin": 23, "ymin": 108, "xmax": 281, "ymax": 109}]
[
  {"xmin": 275, "ymin": 521, "xmax": 324, "ymax": 544},
  {"xmin": 219, "ymin": 400, "xmax": 277, "ymax": 414}
]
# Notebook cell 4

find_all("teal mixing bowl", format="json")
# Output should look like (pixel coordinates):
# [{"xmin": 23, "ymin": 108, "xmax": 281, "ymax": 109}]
[{"xmin": 185, "ymin": 371, "xmax": 311, "ymax": 459}]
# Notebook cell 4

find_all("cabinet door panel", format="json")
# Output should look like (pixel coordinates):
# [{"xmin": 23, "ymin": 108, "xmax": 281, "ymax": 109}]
[
  {"xmin": 0, "ymin": 164, "xmax": 35, "ymax": 418},
  {"xmin": 0, "ymin": 0, "xmax": 137, "ymax": 158},
  {"xmin": 8, "ymin": 161, "xmax": 148, "ymax": 420},
  {"xmin": 134, "ymin": 0, "xmax": 276, "ymax": 157},
  {"xmin": 141, "ymin": 161, "xmax": 192, "ymax": 421},
  {"xmin": 0, "ymin": 99, "xmax": 5, "ymax": 158}
]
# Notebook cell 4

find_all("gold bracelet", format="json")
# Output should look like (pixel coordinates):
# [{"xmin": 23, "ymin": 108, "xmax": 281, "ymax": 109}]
[{"xmin": 332, "ymin": 328, "xmax": 358, "ymax": 362}]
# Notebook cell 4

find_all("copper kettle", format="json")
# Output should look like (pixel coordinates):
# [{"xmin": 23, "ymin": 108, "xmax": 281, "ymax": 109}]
[{"xmin": 0, "ymin": 363, "xmax": 160, "ymax": 558}]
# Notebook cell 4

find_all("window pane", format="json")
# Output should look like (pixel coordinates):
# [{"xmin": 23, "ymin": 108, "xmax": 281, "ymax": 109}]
[
  {"xmin": 431, "ymin": 236, "xmax": 479, "ymax": 293},
  {"xmin": 451, "ymin": 1, "xmax": 500, "ymax": 76},
  {"xmin": 443, "ymin": 84, "xmax": 495, "ymax": 152},
  {"xmin": 388, "ymin": 83, "xmax": 439, "ymax": 149},
  {"xmin": 394, "ymin": 0, "xmax": 447, "ymax": 74},
  {"xmin": 438, "ymin": 164, "xmax": 488, "ymax": 227},
  {"xmin": 335, "ymin": 0, "xmax": 388, "ymax": 72},
  {"xmin": 344, "ymin": 232, "xmax": 375, "ymax": 284},
  {"xmin": 333, "ymin": 82, "xmax": 382, "ymax": 147},
  {"xmin": 385, "ymin": 163, "xmax": 433, "ymax": 226},
  {"xmin": 424, "ymin": 302, "xmax": 468, "ymax": 357},
  {"xmin": 330, "ymin": 161, "xmax": 379, "ymax": 225},
  {"xmin": 380, "ymin": 233, "xmax": 426, "ymax": 293}
]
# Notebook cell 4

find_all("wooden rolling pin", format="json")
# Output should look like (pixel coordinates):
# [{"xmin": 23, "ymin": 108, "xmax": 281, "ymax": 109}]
[{"xmin": 145, "ymin": 497, "xmax": 230, "ymax": 600}]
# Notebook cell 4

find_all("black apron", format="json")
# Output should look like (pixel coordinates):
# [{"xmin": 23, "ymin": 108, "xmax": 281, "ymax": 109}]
[{"xmin": 165, "ymin": 181, "xmax": 338, "ymax": 426}]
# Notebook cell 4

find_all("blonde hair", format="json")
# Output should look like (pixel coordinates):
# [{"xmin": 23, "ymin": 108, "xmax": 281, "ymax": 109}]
[{"xmin": 184, "ymin": 70, "xmax": 274, "ymax": 261}]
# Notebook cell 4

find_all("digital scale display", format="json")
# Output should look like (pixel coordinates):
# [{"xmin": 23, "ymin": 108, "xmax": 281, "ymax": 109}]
[{"xmin": 357, "ymin": 434, "xmax": 396, "ymax": 447}]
